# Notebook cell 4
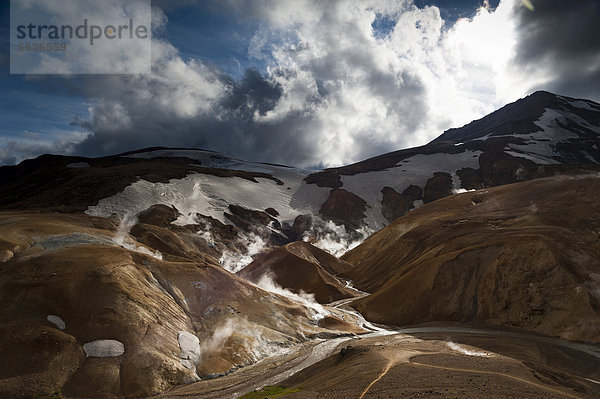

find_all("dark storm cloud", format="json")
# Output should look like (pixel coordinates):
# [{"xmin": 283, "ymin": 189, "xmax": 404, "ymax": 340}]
[
  {"xmin": 512, "ymin": 0, "xmax": 600, "ymax": 101},
  {"xmin": 221, "ymin": 68, "xmax": 283, "ymax": 118},
  {"xmin": 71, "ymin": 61, "xmax": 427, "ymax": 168},
  {"xmin": 1, "ymin": 0, "xmax": 494, "ymax": 167},
  {"xmin": 71, "ymin": 67, "xmax": 315, "ymax": 165},
  {"xmin": 151, "ymin": 0, "xmax": 199, "ymax": 12},
  {"xmin": 67, "ymin": 0, "xmax": 434, "ymax": 168}
]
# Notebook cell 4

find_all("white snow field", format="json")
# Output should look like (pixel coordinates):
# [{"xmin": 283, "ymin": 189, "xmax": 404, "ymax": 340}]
[
  {"xmin": 86, "ymin": 148, "xmax": 483, "ymax": 232},
  {"xmin": 506, "ymin": 108, "xmax": 600, "ymax": 164},
  {"xmin": 87, "ymin": 150, "xmax": 331, "ymax": 228},
  {"xmin": 86, "ymin": 102, "xmax": 600, "ymax": 238},
  {"xmin": 340, "ymin": 150, "xmax": 482, "ymax": 228}
]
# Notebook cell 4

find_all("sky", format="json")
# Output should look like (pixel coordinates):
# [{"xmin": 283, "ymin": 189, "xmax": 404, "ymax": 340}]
[{"xmin": 0, "ymin": 0, "xmax": 599, "ymax": 168}]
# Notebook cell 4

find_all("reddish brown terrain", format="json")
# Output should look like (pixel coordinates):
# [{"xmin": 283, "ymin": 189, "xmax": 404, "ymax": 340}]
[
  {"xmin": 156, "ymin": 325, "xmax": 600, "ymax": 399},
  {"xmin": 238, "ymin": 241, "xmax": 356, "ymax": 304},
  {"xmin": 343, "ymin": 173, "xmax": 600, "ymax": 343},
  {"xmin": 0, "ymin": 212, "xmax": 360, "ymax": 398}
]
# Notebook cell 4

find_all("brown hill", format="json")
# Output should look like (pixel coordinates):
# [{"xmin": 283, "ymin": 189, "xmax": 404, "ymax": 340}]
[
  {"xmin": 0, "ymin": 212, "xmax": 357, "ymax": 398},
  {"xmin": 238, "ymin": 241, "xmax": 356, "ymax": 304},
  {"xmin": 342, "ymin": 173, "xmax": 600, "ymax": 342}
]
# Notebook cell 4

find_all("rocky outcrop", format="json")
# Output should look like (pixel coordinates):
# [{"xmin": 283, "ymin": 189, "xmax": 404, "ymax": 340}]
[
  {"xmin": 224, "ymin": 204, "xmax": 291, "ymax": 246},
  {"xmin": 423, "ymin": 172, "xmax": 453, "ymax": 204},
  {"xmin": 290, "ymin": 214, "xmax": 313, "ymax": 241},
  {"xmin": 381, "ymin": 185, "xmax": 423, "ymax": 222},
  {"xmin": 319, "ymin": 189, "xmax": 367, "ymax": 229},
  {"xmin": 137, "ymin": 204, "xmax": 180, "ymax": 227},
  {"xmin": 304, "ymin": 170, "xmax": 343, "ymax": 188}
]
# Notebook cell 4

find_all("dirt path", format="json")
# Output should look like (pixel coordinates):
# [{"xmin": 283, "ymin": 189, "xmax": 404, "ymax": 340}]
[
  {"xmin": 157, "ymin": 324, "xmax": 599, "ymax": 399},
  {"xmin": 358, "ymin": 350, "xmax": 423, "ymax": 399},
  {"xmin": 158, "ymin": 325, "xmax": 600, "ymax": 398}
]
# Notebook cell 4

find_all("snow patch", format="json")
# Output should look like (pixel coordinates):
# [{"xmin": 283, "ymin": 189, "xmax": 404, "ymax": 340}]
[
  {"xmin": 504, "ymin": 150, "xmax": 558, "ymax": 165},
  {"xmin": 46, "ymin": 315, "xmax": 65, "ymax": 330},
  {"xmin": 86, "ymin": 170, "xmax": 330, "ymax": 228},
  {"xmin": 341, "ymin": 150, "xmax": 482, "ymax": 228},
  {"xmin": 83, "ymin": 340, "xmax": 125, "ymax": 357},
  {"xmin": 178, "ymin": 331, "xmax": 202, "ymax": 370},
  {"xmin": 570, "ymin": 100, "xmax": 599, "ymax": 111},
  {"xmin": 505, "ymin": 108, "xmax": 600, "ymax": 164},
  {"xmin": 452, "ymin": 188, "xmax": 475, "ymax": 194}
]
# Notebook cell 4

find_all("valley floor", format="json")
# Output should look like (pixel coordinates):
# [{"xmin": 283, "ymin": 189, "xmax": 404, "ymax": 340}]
[{"xmin": 154, "ymin": 323, "xmax": 600, "ymax": 399}]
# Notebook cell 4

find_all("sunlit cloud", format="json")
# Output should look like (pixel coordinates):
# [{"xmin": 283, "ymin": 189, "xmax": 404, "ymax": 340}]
[{"xmin": 2, "ymin": 0, "xmax": 598, "ymax": 166}]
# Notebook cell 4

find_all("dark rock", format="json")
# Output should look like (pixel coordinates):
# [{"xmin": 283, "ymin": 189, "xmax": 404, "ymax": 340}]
[
  {"xmin": 291, "ymin": 214, "xmax": 313, "ymax": 240},
  {"xmin": 423, "ymin": 172, "xmax": 453, "ymax": 204},
  {"xmin": 304, "ymin": 170, "xmax": 343, "ymax": 188},
  {"xmin": 264, "ymin": 207, "xmax": 279, "ymax": 217},
  {"xmin": 225, "ymin": 205, "xmax": 277, "ymax": 228},
  {"xmin": 456, "ymin": 168, "xmax": 484, "ymax": 190},
  {"xmin": 381, "ymin": 185, "xmax": 422, "ymax": 222},
  {"xmin": 136, "ymin": 204, "xmax": 180, "ymax": 227},
  {"xmin": 319, "ymin": 189, "xmax": 367, "ymax": 229}
]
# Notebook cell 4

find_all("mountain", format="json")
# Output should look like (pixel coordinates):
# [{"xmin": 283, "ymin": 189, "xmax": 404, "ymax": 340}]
[
  {"xmin": 1, "ymin": 91, "xmax": 600, "ymax": 398},
  {"xmin": 1, "ymin": 92, "xmax": 599, "ymax": 241},
  {"xmin": 342, "ymin": 173, "xmax": 600, "ymax": 343},
  {"xmin": 305, "ymin": 91, "xmax": 600, "ymax": 226}
]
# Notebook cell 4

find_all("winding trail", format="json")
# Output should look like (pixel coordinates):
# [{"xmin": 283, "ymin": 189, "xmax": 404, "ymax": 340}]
[
  {"xmin": 158, "ymin": 330, "xmax": 397, "ymax": 399},
  {"xmin": 358, "ymin": 359, "xmax": 394, "ymax": 399}
]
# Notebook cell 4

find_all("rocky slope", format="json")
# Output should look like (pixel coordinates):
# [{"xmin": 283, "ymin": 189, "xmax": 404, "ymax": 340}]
[
  {"xmin": 306, "ymin": 91, "xmax": 600, "ymax": 226},
  {"xmin": 238, "ymin": 241, "xmax": 356, "ymax": 304},
  {"xmin": 342, "ymin": 173, "xmax": 600, "ymax": 343},
  {"xmin": 0, "ymin": 212, "xmax": 361, "ymax": 398},
  {"xmin": 1, "ymin": 92, "xmax": 599, "ymax": 241}
]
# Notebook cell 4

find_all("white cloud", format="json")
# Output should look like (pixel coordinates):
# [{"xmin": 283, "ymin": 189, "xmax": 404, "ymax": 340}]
[
  {"xmin": 31, "ymin": 0, "xmax": 552, "ymax": 168},
  {"xmin": 0, "ymin": 129, "xmax": 89, "ymax": 165},
  {"xmin": 239, "ymin": 0, "xmax": 527, "ymax": 164}
]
